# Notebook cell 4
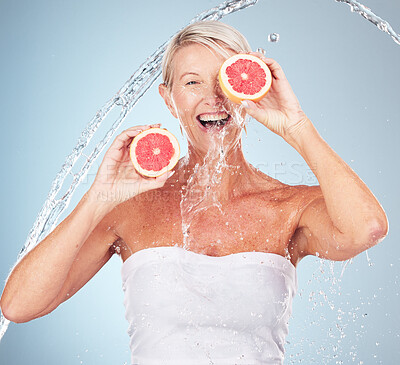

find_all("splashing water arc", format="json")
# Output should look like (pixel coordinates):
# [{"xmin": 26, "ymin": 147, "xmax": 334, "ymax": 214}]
[
  {"xmin": 1, "ymin": 0, "xmax": 399, "ymax": 344},
  {"xmin": 336, "ymin": 0, "xmax": 400, "ymax": 45},
  {"xmin": 0, "ymin": 0, "xmax": 259, "ymax": 342}
]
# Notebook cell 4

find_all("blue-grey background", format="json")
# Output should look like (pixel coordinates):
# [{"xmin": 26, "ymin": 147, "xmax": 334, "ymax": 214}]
[{"xmin": 0, "ymin": 0, "xmax": 399, "ymax": 363}]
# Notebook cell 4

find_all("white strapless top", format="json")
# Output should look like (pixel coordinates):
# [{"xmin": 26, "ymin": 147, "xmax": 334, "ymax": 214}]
[{"xmin": 121, "ymin": 246, "xmax": 297, "ymax": 365}]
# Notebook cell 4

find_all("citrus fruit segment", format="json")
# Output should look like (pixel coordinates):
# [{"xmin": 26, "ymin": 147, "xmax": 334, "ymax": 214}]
[
  {"xmin": 129, "ymin": 127, "xmax": 180, "ymax": 177},
  {"xmin": 219, "ymin": 53, "xmax": 272, "ymax": 104}
]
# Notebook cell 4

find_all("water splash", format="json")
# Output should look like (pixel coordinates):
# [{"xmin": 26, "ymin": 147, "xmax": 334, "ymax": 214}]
[
  {"xmin": 287, "ymin": 258, "xmax": 359, "ymax": 364},
  {"xmin": 256, "ymin": 47, "xmax": 267, "ymax": 56},
  {"xmin": 167, "ymin": 44, "xmax": 250, "ymax": 243},
  {"xmin": 0, "ymin": 0, "xmax": 259, "ymax": 342},
  {"xmin": 178, "ymin": 130, "xmax": 245, "ymax": 251},
  {"xmin": 336, "ymin": 0, "xmax": 400, "ymax": 45},
  {"xmin": 1, "ymin": 0, "xmax": 398, "ymax": 360},
  {"xmin": 268, "ymin": 33, "xmax": 280, "ymax": 43}
]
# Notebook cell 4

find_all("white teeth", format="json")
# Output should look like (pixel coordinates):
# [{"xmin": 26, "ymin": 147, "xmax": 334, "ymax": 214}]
[{"xmin": 199, "ymin": 112, "xmax": 229, "ymax": 122}]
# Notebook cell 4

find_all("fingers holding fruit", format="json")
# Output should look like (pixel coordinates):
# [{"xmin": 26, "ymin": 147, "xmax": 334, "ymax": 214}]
[
  {"xmin": 219, "ymin": 52, "xmax": 307, "ymax": 139},
  {"xmin": 89, "ymin": 124, "xmax": 180, "ymax": 206}
]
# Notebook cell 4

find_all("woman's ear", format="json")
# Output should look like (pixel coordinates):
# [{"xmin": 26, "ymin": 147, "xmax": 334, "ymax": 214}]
[{"xmin": 159, "ymin": 83, "xmax": 178, "ymax": 119}]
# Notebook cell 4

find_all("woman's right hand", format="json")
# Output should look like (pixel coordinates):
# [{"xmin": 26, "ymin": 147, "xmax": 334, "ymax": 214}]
[{"xmin": 88, "ymin": 123, "xmax": 175, "ymax": 207}]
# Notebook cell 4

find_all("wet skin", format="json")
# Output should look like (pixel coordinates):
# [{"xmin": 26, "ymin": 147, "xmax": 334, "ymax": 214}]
[
  {"xmin": 111, "ymin": 173, "xmax": 319, "ymax": 268},
  {"xmin": 107, "ymin": 43, "xmax": 320, "ymax": 268}
]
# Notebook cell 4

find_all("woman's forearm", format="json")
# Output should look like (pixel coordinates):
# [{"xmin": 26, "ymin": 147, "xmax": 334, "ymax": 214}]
[
  {"xmin": 286, "ymin": 118, "xmax": 388, "ymax": 239},
  {"xmin": 0, "ymin": 190, "xmax": 115, "ymax": 320}
]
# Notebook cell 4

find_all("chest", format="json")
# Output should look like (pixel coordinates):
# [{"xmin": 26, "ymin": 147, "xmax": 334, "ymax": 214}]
[{"xmin": 116, "ymin": 189, "xmax": 301, "ymax": 260}]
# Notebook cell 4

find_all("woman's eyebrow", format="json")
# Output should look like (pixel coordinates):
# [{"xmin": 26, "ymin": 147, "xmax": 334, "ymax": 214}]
[{"xmin": 180, "ymin": 72, "xmax": 200, "ymax": 80}]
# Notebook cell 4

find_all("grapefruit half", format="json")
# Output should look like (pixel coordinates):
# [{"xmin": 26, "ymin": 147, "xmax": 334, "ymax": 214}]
[
  {"xmin": 129, "ymin": 127, "xmax": 180, "ymax": 177},
  {"xmin": 219, "ymin": 54, "xmax": 272, "ymax": 104}
]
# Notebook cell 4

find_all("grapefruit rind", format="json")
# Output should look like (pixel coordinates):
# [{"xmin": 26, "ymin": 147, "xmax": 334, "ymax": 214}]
[
  {"xmin": 218, "ymin": 53, "xmax": 272, "ymax": 104},
  {"xmin": 129, "ymin": 127, "xmax": 180, "ymax": 178}
]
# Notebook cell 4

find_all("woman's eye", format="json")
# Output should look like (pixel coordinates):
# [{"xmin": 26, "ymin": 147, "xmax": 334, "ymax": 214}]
[{"xmin": 186, "ymin": 81, "xmax": 198, "ymax": 85}]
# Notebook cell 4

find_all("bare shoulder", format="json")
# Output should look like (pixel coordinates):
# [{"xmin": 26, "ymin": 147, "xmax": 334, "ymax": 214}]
[
  {"xmin": 256, "ymin": 176, "xmax": 319, "ymax": 203},
  {"xmin": 107, "ymin": 196, "xmax": 143, "ymax": 252},
  {"xmin": 106, "ymin": 183, "xmax": 179, "ymax": 257},
  {"xmin": 292, "ymin": 184, "xmax": 323, "ymax": 206}
]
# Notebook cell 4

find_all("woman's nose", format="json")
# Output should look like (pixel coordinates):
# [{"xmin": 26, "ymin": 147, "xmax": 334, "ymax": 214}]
[{"xmin": 202, "ymin": 82, "xmax": 225, "ymax": 105}]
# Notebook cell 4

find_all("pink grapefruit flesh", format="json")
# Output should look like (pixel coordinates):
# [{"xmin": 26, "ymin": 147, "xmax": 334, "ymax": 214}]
[
  {"xmin": 219, "ymin": 54, "xmax": 272, "ymax": 104},
  {"xmin": 129, "ymin": 127, "xmax": 180, "ymax": 177}
]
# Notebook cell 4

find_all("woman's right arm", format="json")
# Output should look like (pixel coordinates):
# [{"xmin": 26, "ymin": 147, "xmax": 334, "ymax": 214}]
[
  {"xmin": 0, "ymin": 123, "xmax": 173, "ymax": 323},
  {"xmin": 0, "ymin": 190, "xmax": 117, "ymax": 323}
]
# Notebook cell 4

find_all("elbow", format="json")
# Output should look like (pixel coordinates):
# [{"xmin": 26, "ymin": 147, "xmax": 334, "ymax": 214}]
[
  {"xmin": 326, "ymin": 216, "xmax": 389, "ymax": 261},
  {"xmin": 2, "ymin": 311, "xmax": 38, "ymax": 324},
  {"xmin": 0, "ymin": 295, "xmax": 13, "ymax": 322},
  {"xmin": 362, "ymin": 217, "xmax": 389, "ymax": 249},
  {"xmin": 371, "ymin": 214, "xmax": 389, "ymax": 242},
  {"xmin": 1, "ymin": 301, "xmax": 18, "ymax": 323},
  {"xmin": 2, "ymin": 314, "xmax": 26, "ymax": 324},
  {"xmin": 374, "ymin": 206, "xmax": 389, "ymax": 238},
  {"xmin": 345, "ymin": 217, "xmax": 389, "ymax": 258},
  {"xmin": 1, "ymin": 297, "xmax": 38, "ymax": 324},
  {"xmin": 1, "ymin": 303, "xmax": 30, "ymax": 324}
]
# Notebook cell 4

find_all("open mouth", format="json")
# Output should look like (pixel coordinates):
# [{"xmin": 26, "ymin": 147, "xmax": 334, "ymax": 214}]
[{"xmin": 196, "ymin": 112, "xmax": 231, "ymax": 130}]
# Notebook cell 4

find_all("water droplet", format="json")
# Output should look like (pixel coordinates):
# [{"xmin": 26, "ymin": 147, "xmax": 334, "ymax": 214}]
[
  {"xmin": 268, "ymin": 33, "xmax": 280, "ymax": 42},
  {"xmin": 256, "ymin": 47, "xmax": 266, "ymax": 55}
]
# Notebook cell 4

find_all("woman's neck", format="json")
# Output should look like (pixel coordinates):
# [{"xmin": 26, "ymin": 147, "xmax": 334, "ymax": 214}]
[{"xmin": 179, "ymin": 140, "xmax": 265, "ymax": 200}]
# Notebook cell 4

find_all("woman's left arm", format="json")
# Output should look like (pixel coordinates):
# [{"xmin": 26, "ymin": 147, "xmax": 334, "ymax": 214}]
[{"xmin": 242, "ymin": 53, "xmax": 388, "ymax": 261}]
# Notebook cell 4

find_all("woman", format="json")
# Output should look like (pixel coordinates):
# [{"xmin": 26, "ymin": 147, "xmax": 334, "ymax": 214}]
[{"xmin": 0, "ymin": 21, "xmax": 388, "ymax": 364}]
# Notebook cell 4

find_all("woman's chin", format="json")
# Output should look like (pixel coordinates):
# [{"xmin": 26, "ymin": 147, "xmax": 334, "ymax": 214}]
[{"xmin": 186, "ymin": 132, "xmax": 242, "ymax": 159}]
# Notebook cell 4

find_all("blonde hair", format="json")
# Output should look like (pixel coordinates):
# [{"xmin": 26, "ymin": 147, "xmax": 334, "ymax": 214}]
[{"xmin": 162, "ymin": 21, "xmax": 252, "ymax": 90}]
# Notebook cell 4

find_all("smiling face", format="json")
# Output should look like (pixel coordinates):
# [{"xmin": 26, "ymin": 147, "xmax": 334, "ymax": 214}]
[{"xmin": 159, "ymin": 42, "xmax": 246, "ymax": 155}]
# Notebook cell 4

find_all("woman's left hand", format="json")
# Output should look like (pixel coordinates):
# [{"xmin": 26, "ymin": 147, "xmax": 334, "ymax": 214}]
[{"xmin": 241, "ymin": 52, "xmax": 309, "ymax": 141}]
